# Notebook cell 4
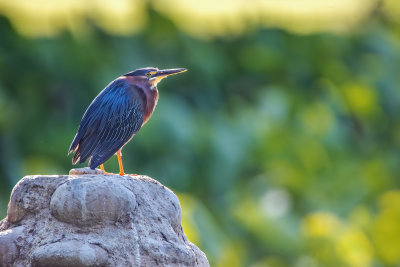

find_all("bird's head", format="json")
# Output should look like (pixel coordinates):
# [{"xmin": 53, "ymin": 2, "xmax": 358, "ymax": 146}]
[{"xmin": 124, "ymin": 67, "xmax": 187, "ymax": 89}]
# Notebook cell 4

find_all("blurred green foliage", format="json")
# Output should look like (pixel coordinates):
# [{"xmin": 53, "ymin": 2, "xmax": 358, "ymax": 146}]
[{"xmin": 1, "ymin": 1, "xmax": 400, "ymax": 266}]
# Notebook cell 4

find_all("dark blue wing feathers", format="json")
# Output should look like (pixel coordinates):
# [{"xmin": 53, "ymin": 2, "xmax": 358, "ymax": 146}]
[{"xmin": 69, "ymin": 79, "xmax": 144, "ymax": 169}]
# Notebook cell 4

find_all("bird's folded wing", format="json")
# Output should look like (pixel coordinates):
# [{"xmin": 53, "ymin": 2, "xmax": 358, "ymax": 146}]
[{"xmin": 69, "ymin": 84, "xmax": 144, "ymax": 167}]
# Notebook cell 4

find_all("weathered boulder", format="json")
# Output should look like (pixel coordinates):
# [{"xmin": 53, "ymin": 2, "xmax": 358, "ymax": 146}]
[{"xmin": 0, "ymin": 170, "xmax": 209, "ymax": 267}]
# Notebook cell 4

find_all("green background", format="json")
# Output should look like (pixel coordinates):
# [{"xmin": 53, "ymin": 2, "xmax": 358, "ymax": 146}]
[{"xmin": 1, "ymin": 1, "xmax": 400, "ymax": 266}]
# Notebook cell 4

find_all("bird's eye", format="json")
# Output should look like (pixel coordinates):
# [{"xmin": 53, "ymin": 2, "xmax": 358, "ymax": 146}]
[{"xmin": 146, "ymin": 71, "xmax": 157, "ymax": 78}]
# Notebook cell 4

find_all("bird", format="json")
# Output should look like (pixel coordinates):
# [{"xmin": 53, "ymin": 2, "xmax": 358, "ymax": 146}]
[{"xmin": 68, "ymin": 67, "xmax": 187, "ymax": 175}]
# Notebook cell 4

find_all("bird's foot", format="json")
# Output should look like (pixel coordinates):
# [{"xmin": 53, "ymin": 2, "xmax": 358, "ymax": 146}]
[{"xmin": 99, "ymin": 164, "xmax": 114, "ymax": 175}]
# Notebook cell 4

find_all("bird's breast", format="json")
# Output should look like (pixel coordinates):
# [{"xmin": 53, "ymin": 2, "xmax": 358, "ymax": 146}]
[
  {"xmin": 122, "ymin": 76, "xmax": 159, "ymax": 125},
  {"xmin": 143, "ymin": 89, "xmax": 158, "ymax": 124}
]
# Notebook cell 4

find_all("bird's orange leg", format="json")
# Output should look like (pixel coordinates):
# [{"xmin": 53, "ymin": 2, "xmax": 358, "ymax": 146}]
[
  {"xmin": 100, "ymin": 164, "xmax": 106, "ymax": 172},
  {"xmin": 117, "ymin": 150, "xmax": 125, "ymax": 176},
  {"xmin": 99, "ymin": 164, "xmax": 112, "ymax": 175}
]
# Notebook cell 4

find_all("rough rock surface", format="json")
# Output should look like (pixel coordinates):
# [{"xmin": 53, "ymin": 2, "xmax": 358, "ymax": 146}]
[{"xmin": 0, "ymin": 170, "xmax": 209, "ymax": 267}]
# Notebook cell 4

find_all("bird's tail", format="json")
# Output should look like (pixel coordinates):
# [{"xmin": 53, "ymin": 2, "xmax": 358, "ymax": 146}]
[
  {"xmin": 71, "ymin": 145, "xmax": 81, "ymax": 165},
  {"xmin": 68, "ymin": 132, "xmax": 80, "ymax": 155},
  {"xmin": 68, "ymin": 132, "xmax": 82, "ymax": 165}
]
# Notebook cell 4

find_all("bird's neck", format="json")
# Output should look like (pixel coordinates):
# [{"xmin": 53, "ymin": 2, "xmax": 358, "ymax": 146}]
[
  {"xmin": 137, "ymin": 83, "xmax": 159, "ymax": 125},
  {"xmin": 123, "ymin": 76, "xmax": 159, "ymax": 125}
]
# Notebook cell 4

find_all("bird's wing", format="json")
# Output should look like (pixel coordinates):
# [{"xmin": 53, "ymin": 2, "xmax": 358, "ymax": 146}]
[
  {"xmin": 69, "ymin": 80, "xmax": 144, "ymax": 168},
  {"xmin": 88, "ymin": 100, "xmax": 144, "ymax": 168}
]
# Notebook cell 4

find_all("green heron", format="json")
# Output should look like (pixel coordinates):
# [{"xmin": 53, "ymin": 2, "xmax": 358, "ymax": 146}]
[{"xmin": 68, "ymin": 67, "xmax": 187, "ymax": 175}]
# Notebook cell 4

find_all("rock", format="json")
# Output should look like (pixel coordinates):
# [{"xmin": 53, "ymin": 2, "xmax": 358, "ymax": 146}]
[
  {"xmin": 7, "ymin": 176, "xmax": 68, "ymax": 223},
  {"xmin": 0, "ymin": 174, "xmax": 209, "ymax": 267},
  {"xmin": 31, "ymin": 240, "xmax": 108, "ymax": 267},
  {"xmin": 69, "ymin": 167, "xmax": 104, "ymax": 175},
  {"xmin": 50, "ymin": 178, "xmax": 137, "ymax": 226},
  {"xmin": 0, "ymin": 226, "xmax": 24, "ymax": 267}
]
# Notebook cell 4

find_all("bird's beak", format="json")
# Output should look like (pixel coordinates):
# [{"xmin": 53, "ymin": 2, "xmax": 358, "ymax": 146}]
[
  {"xmin": 155, "ymin": 68, "xmax": 187, "ymax": 77},
  {"xmin": 151, "ymin": 68, "xmax": 187, "ymax": 85}
]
